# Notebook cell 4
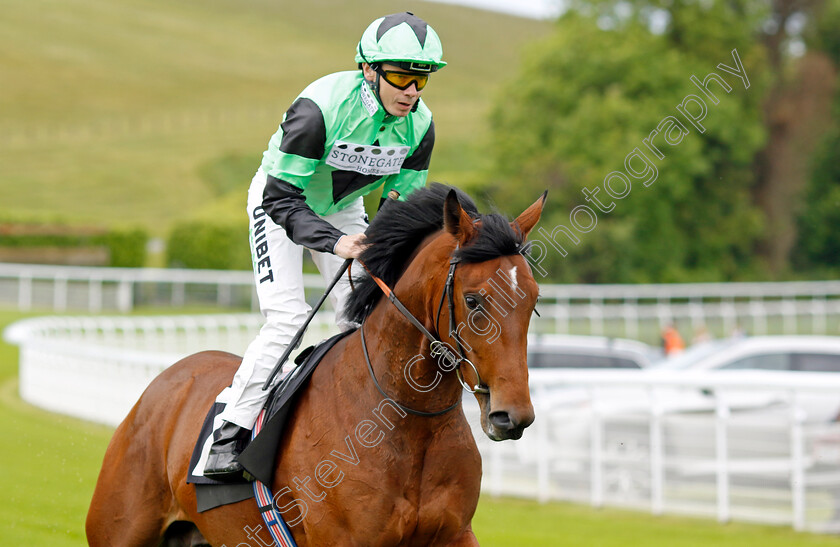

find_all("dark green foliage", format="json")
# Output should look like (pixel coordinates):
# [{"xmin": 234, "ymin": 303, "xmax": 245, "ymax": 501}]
[
  {"xmin": 166, "ymin": 219, "xmax": 251, "ymax": 270},
  {"xmin": 96, "ymin": 227, "xmax": 148, "ymax": 267},
  {"xmin": 791, "ymin": 0, "xmax": 840, "ymax": 275},
  {"xmin": 807, "ymin": 0, "xmax": 840, "ymax": 67},
  {"xmin": 793, "ymin": 95, "xmax": 840, "ymax": 272},
  {"xmin": 0, "ymin": 222, "xmax": 147, "ymax": 267},
  {"xmin": 487, "ymin": 13, "xmax": 767, "ymax": 283}
]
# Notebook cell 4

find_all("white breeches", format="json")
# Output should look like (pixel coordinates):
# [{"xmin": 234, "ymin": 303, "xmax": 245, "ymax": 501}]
[{"xmin": 215, "ymin": 169, "xmax": 368, "ymax": 429}]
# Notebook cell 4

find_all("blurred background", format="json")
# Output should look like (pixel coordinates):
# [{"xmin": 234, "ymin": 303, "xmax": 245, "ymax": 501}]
[
  {"xmin": 3, "ymin": 0, "xmax": 840, "ymax": 545},
  {"xmin": 3, "ymin": 0, "xmax": 839, "ymax": 282}
]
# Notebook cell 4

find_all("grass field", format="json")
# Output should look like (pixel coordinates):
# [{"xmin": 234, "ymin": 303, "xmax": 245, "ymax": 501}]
[
  {"xmin": 5, "ymin": 0, "xmax": 840, "ymax": 544},
  {"xmin": 1, "ymin": 0, "xmax": 551, "ymax": 238},
  {"xmin": 4, "ymin": 308, "xmax": 840, "ymax": 545}
]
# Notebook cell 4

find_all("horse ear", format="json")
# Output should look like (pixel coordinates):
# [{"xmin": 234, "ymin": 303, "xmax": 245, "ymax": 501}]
[
  {"xmin": 512, "ymin": 191, "xmax": 548, "ymax": 239},
  {"xmin": 443, "ymin": 189, "xmax": 477, "ymax": 243}
]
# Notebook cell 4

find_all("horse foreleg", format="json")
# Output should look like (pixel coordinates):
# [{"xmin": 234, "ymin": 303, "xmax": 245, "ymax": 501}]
[{"xmin": 447, "ymin": 525, "xmax": 480, "ymax": 546}]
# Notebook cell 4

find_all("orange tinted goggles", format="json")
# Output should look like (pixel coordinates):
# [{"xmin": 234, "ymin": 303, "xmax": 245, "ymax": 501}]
[{"xmin": 376, "ymin": 67, "xmax": 429, "ymax": 91}]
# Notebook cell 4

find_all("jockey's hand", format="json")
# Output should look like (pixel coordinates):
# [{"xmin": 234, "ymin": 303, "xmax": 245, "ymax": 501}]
[{"xmin": 334, "ymin": 233, "xmax": 370, "ymax": 259}]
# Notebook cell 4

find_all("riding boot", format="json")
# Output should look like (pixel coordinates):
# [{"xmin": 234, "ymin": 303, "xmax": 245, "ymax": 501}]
[{"xmin": 203, "ymin": 421, "xmax": 252, "ymax": 482}]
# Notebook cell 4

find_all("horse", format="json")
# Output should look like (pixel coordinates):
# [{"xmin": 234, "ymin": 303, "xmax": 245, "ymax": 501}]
[{"xmin": 86, "ymin": 184, "xmax": 546, "ymax": 546}]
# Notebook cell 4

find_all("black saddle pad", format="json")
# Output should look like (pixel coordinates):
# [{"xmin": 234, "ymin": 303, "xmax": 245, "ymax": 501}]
[
  {"xmin": 188, "ymin": 329, "xmax": 354, "ymax": 511},
  {"xmin": 238, "ymin": 329, "xmax": 354, "ymax": 484},
  {"xmin": 186, "ymin": 402, "xmax": 254, "ymax": 511}
]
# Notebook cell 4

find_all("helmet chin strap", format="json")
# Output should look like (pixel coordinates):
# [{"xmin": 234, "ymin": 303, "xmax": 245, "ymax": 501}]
[
  {"xmin": 367, "ymin": 63, "xmax": 388, "ymax": 115},
  {"xmin": 368, "ymin": 62, "xmax": 419, "ymax": 115}
]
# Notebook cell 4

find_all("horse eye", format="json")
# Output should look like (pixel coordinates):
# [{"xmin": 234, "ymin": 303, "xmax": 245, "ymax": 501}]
[{"xmin": 465, "ymin": 295, "xmax": 480, "ymax": 309}]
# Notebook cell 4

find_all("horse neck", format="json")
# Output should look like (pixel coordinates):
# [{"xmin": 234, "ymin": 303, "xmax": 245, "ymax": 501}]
[{"xmin": 361, "ymin": 251, "xmax": 463, "ymax": 417}]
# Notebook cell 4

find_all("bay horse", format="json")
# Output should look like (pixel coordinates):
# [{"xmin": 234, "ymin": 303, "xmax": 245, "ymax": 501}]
[{"xmin": 86, "ymin": 184, "xmax": 546, "ymax": 546}]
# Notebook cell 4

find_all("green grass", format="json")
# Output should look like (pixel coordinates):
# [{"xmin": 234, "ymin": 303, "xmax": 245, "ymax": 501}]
[
  {"xmin": 0, "ymin": 0, "xmax": 552, "ymax": 237},
  {"xmin": 0, "ymin": 378, "xmax": 112, "ymax": 546},
  {"xmin": 5, "ymin": 1, "xmax": 836, "ymax": 543},
  {"xmin": 3, "ymin": 308, "xmax": 840, "ymax": 545},
  {"xmin": 473, "ymin": 497, "xmax": 840, "ymax": 546},
  {"xmin": 0, "ymin": 309, "xmax": 112, "ymax": 545}
]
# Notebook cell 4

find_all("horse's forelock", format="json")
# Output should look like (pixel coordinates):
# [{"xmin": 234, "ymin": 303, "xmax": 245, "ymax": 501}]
[{"xmin": 454, "ymin": 213, "xmax": 524, "ymax": 265}]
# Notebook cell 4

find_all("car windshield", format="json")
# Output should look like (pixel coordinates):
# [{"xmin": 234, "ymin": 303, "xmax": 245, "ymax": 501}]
[
  {"xmin": 651, "ymin": 338, "xmax": 739, "ymax": 370},
  {"xmin": 528, "ymin": 349, "xmax": 642, "ymax": 369}
]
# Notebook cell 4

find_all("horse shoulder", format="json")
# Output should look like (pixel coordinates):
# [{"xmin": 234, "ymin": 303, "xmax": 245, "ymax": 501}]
[{"xmin": 414, "ymin": 412, "xmax": 482, "ymax": 543}]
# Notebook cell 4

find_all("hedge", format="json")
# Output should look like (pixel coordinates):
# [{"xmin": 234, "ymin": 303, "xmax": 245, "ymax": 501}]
[
  {"xmin": 97, "ymin": 228, "xmax": 148, "ymax": 267},
  {"xmin": 0, "ymin": 223, "xmax": 147, "ymax": 267},
  {"xmin": 166, "ymin": 219, "xmax": 251, "ymax": 270}
]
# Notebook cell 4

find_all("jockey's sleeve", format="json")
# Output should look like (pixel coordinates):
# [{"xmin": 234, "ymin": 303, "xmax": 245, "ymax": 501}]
[
  {"xmin": 380, "ymin": 120, "xmax": 435, "ymax": 200},
  {"xmin": 263, "ymin": 174, "xmax": 344, "ymax": 254},
  {"xmin": 261, "ymin": 95, "xmax": 344, "ymax": 253}
]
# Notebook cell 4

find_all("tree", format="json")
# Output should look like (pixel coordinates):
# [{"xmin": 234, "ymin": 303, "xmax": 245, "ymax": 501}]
[
  {"xmin": 486, "ymin": 13, "xmax": 767, "ymax": 283},
  {"xmin": 793, "ymin": 0, "xmax": 840, "ymax": 274},
  {"xmin": 792, "ymin": 109, "xmax": 840, "ymax": 272},
  {"xmin": 563, "ymin": 0, "xmax": 840, "ymax": 274}
]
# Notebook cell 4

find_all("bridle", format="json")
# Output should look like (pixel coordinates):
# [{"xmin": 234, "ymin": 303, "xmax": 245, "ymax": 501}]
[
  {"xmin": 435, "ymin": 255, "xmax": 489, "ymax": 396},
  {"xmin": 358, "ymin": 251, "xmax": 489, "ymax": 418}
]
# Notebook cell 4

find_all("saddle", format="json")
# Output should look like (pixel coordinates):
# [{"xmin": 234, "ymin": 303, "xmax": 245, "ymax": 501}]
[{"xmin": 187, "ymin": 329, "xmax": 354, "ymax": 511}]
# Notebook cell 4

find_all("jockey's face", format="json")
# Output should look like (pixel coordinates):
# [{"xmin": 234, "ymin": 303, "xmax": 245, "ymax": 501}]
[{"xmin": 363, "ymin": 63, "xmax": 425, "ymax": 117}]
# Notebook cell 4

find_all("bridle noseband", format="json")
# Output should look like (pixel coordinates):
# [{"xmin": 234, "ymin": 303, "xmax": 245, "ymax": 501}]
[{"xmin": 359, "ymin": 252, "xmax": 489, "ymax": 418}]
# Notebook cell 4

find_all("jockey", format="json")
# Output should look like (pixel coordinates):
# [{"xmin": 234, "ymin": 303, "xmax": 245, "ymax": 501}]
[{"xmin": 204, "ymin": 12, "xmax": 446, "ymax": 481}]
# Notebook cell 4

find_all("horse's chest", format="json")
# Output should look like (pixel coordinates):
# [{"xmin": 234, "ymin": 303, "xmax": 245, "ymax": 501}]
[
  {"xmin": 287, "ymin": 403, "xmax": 481, "ymax": 545},
  {"xmin": 388, "ymin": 443, "xmax": 481, "ymax": 542},
  {"xmin": 297, "ymin": 460, "xmax": 476, "ymax": 546},
  {"xmin": 374, "ymin": 491, "xmax": 470, "ymax": 546}
]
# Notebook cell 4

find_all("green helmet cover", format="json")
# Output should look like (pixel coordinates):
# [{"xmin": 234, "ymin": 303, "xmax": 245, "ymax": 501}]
[{"xmin": 355, "ymin": 12, "xmax": 446, "ymax": 72}]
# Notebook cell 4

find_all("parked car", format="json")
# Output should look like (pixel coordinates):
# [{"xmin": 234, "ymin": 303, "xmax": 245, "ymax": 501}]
[
  {"xmin": 652, "ymin": 335, "xmax": 840, "ymax": 373},
  {"xmin": 648, "ymin": 335, "xmax": 840, "ymax": 423},
  {"xmin": 489, "ymin": 335, "xmax": 840, "ymax": 505},
  {"xmin": 527, "ymin": 334, "xmax": 656, "ymax": 370}
]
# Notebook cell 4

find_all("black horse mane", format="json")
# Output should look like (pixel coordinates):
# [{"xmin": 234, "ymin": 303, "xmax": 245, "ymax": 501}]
[{"xmin": 344, "ymin": 183, "xmax": 525, "ymax": 324}]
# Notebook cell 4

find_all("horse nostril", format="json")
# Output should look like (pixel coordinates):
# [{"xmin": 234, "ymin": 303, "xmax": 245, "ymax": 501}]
[{"xmin": 488, "ymin": 411, "xmax": 514, "ymax": 431}]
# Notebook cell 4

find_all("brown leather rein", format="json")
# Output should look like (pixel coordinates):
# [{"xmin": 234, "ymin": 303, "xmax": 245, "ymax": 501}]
[{"xmin": 357, "ymin": 256, "xmax": 489, "ymax": 418}]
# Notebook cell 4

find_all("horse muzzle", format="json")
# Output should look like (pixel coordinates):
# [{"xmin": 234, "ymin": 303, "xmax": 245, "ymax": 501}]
[{"xmin": 481, "ymin": 398, "xmax": 535, "ymax": 441}]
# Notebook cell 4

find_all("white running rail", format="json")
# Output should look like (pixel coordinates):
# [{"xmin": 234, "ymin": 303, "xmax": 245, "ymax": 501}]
[
  {"xmin": 465, "ymin": 369, "xmax": 840, "ymax": 534},
  {"xmin": 3, "ymin": 313, "xmax": 338, "ymax": 426},
  {"xmin": 6, "ymin": 314, "xmax": 840, "ymax": 533},
  {"xmin": 2, "ymin": 263, "xmax": 840, "ymax": 344}
]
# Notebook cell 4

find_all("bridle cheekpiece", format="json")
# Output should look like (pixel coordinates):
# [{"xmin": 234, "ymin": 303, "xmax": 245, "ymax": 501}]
[{"xmin": 358, "ymin": 248, "xmax": 489, "ymax": 418}]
